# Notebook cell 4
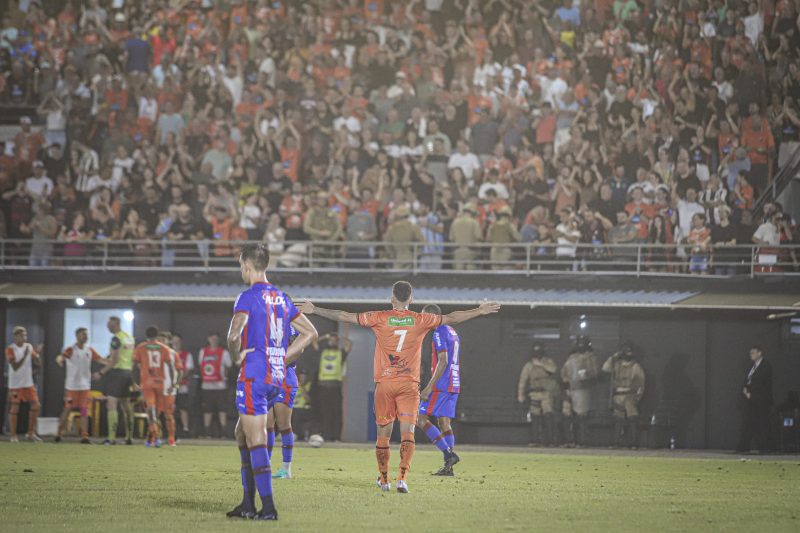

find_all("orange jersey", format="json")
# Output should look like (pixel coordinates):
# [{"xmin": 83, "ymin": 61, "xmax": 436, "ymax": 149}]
[
  {"xmin": 133, "ymin": 341, "xmax": 172, "ymax": 389},
  {"xmin": 358, "ymin": 310, "xmax": 442, "ymax": 383}
]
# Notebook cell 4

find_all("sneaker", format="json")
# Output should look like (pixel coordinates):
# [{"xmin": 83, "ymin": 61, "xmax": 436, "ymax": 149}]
[
  {"xmin": 432, "ymin": 466, "xmax": 454, "ymax": 476},
  {"xmin": 125, "ymin": 438, "xmax": 133, "ymax": 445},
  {"xmin": 145, "ymin": 440, "xmax": 151, "ymax": 448},
  {"xmin": 81, "ymin": 438, "xmax": 91, "ymax": 444},
  {"xmin": 376, "ymin": 476, "xmax": 391, "ymax": 492},
  {"xmin": 26, "ymin": 433, "xmax": 43, "ymax": 443},
  {"xmin": 226, "ymin": 504, "xmax": 255, "ymax": 519},
  {"xmin": 154, "ymin": 439, "xmax": 162, "ymax": 448},
  {"xmin": 9, "ymin": 436, "xmax": 19, "ymax": 443},
  {"xmin": 273, "ymin": 468, "xmax": 291, "ymax": 479},
  {"xmin": 253, "ymin": 509, "xmax": 279, "ymax": 521},
  {"xmin": 396, "ymin": 480, "xmax": 410, "ymax": 494},
  {"xmin": 168, "ymin": 438, "xmax": 176, "ymax": 447},
  {"xmin": 444, "ymin": 450, "xmax": 460, "ymax": 469},
  {"xmin": 103, "ymin": 439, "xmax": 116, "ymax": 446},
  {"xmin": 54, "ymin": 436, "xmax": 62, "ymax": 443}
]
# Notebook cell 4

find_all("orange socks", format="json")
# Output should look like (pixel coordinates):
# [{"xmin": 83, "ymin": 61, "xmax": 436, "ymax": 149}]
[
  {"xmin": 398, "ymin": 432, "xmax": 415, "ymax": 481},
  {"xmin": 375, "ymin": 436, "xmax": 391, "ymax": 484}
]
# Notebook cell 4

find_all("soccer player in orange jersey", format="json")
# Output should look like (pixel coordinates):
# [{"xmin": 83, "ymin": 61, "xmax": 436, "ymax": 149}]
[
  {"xmin": 157, "ymin": 331, "xmax": 181, "ymax": 447},
  {"xmin": 132, "ymin": 326, "xmax": 175, "ymax": 448},
  {"xmin": 299, "ymin": 281, "xmax": 499, "ymax": 493}
]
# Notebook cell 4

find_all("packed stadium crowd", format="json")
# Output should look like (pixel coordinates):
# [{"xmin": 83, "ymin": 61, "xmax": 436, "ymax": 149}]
[{"xmin": 1, "ymin": 0, "xmax": 800, "ymax": 272}]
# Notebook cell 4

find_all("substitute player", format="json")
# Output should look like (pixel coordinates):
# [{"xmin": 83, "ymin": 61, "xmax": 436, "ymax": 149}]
[
  {"xmin": 6, "ymin": 326, "xmax": 43, "ymax": 442},
  {"xmin": 132, "ymin": 326, "xmax": 175, "ymax": 448},
  {"xmin": 267, "ymin": 326, "xmax": 299, "ymax": 479},
  {"xmin": 226, "ymin": 243, "xmax": 317, "ymax": 521},
  {"xmin": 299, "ymin": 281, "xmax": 499, "ymax": 493},
  {"xmin": 55, "ymin": 327, "xmax": 106, "ymax": 443},
  {"xmin": 171, "ymin": 333, "xmax": 194, "ymax": 437},
  {"xmin": 157, "ymin": 330, "xmax": 181, "ymax": 447},
  {"xmin": 417, "ymin": 304, "xmax": 461, "ymax": 476}
]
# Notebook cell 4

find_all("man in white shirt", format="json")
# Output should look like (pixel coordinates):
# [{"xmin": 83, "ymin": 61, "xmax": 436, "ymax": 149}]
[
  {"xmin": 25, "ymin": 161, "xmax": 54, "ymax": 199},
  {"xmin": 752, "ymin": 212, "xmax": 782, "ymax": 246},
  {"xmin": 55, "ymin": 327, "xmax": 106, "ymax": 443},
  {"xmin": 478, "ymin": 168, "xmax": 510, "ymax": 200},
  {"xmin": 448, "ymin": 140, "xmax": 482, "ymax": 181},
  {"xmin": 675, "ymin": 187, "xmax": 705, "ymax": 239},
  {"xmin": 5, "ymin": 326, "xmax": 43, "ymax": 442}
]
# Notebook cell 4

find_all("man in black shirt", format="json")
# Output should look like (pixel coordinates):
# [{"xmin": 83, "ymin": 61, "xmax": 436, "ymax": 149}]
[
  {"xmin": 137, "ymin": 187, "xmax": 164, "ymax": 234},
  {"xmin": 736, "ymin": 346, "xmax": 773, "ymax": 453}
]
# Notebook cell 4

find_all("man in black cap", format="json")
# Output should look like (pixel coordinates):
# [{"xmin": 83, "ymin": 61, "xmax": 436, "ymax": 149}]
[
  {"xmin": 517, "ymin": 343, "xmax": 558, "ymax": 446},
  {"xmin": 602, "ymin": 343, "xmax": 646, "ymax": 448},
  {"xmin": 561, "ymin": 335, "xmax": 599, "ymax": 446}
]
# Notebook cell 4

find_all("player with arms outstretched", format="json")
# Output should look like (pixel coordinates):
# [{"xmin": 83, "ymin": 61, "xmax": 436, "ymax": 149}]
[
  {"xmin": 226, "ymin": 243, "xmax": 317, "ymax": 521},
  {"xmin": 132, "ymin": 326, "xmax": 176, "ymax": 448},
  {"xmin": 417, "ymin": 303, "xmax": 462, "ymax": 476},
  {"xmin": 299, "ymin": 281, "xmax": 499, "ymax": 493}
]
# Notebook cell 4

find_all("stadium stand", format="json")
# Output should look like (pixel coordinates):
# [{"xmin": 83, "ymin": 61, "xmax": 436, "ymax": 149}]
[{"xmin": 2, "ymin": 0, "xmax": 800, "ymax": 275}]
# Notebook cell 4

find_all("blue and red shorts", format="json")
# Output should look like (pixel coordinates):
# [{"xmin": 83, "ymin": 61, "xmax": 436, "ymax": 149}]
[
  {"xmin": 236, "ymin": 380, "xmax": 279, "ymax": 416},
  {"xmin": 275, "ymin": 382, "xmax": 297, "ymax": 409},
  {"xmin": 418, "ymin": 391, "xmax": 459, "ymax": 419}
]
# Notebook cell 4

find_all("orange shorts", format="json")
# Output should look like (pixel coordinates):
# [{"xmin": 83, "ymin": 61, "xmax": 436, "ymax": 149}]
[
  {"xmin": 10, "ymin": 386, "xmax": 39, "ymax": 405},
  {"xmin": 158, "ymin": 394, "xmax": 175, "ymax": 415},
  {"xmin": 142, "ymin": 387, "xmax": 164, "ymax": 408},
  {"xmin": 64, "ymin": 390, "xmax": 91, "ymax": 410},
  {"xmin": 374, "ymin": 381, "xmax": 419, "ymax": 426}
]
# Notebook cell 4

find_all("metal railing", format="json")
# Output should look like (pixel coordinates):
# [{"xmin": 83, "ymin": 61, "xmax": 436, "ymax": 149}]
[
  {"xmin": 753, "ymin": 143, "xmax": 800, "ymax": 216},
  {"xmin": 0, "ymin": 238, "xmax": 798, "ymax": 278}
]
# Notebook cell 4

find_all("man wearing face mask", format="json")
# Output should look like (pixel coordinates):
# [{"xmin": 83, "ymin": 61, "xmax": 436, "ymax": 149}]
[
  {"xmin": 517, "ymin": 343, "xmax": 559, "ymax": 446},
  {"xmin": 602, "ymin": 343, "xmax": 645, "ymax": 448}
]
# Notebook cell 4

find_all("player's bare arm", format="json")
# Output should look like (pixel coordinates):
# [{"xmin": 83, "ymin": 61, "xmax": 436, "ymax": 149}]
[
  {"xmin": 166, "ymin": 350, "xmax": 177, "ymax": 394},
  {"xmin": 131, "ymin": 359, "xmax": 142, "ymax": 391},
  {"xmin": 421, "ymin": 350, "xmax": 449, "ymax": 401},
  {"xmin": 441, "ymin": 300, "xmax": 500, "ymax": 325},
  {"xmin": 298, "ymin": 300, "xmax": 360, "ymax": 325},
  {"xmin": 227, "ymin": 311, "xmax": 254, "ymax": 364},
  {"xmin": 286, "ymin": 314, "xmax": 318, "ymax": 366}
]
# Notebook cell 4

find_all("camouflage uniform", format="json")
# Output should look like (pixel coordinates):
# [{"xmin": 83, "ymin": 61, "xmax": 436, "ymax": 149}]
[
  {"xmin": 602, "ymin": 345, "xmax": 646, "ymax": 448},
  {"xmin": 518, "ymin": 344, "xmax": 559, "ymax": 446}
]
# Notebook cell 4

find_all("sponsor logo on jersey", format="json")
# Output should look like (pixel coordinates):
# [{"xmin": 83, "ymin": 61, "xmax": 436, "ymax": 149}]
[{"xmin": 388, "ymin": 316, "xmax": 415, "ymax": 327}]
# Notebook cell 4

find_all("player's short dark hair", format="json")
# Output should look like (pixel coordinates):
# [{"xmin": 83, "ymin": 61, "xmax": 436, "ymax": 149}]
[
  {"xmin": 108, "ymin": 316, "xmax": 120, "ymax": 324},
  {"xmin": 421, "ymin": 304, "xmax": 442, "ymax": 315},
  {"xmin": 392, "ymin": 281, "xmax": 413, "ymax": 303},
  {"xmin": 145, "ymin": 325, "xmax": 159, "ymax": 339},
  {"xmin": 240, "ymin": 242, "xmax": 270, "ymax": 272},
  {"xmin": 75, "ymin": 327, "xmax": 88, "ymax": 336}
]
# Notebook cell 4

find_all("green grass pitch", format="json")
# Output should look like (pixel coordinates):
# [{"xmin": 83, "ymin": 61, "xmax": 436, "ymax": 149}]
[{"xmin": 1, "ymin": 442, "xmax": 799, "ymax": 532}]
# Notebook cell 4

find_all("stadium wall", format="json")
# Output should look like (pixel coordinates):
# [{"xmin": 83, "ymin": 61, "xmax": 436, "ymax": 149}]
[{"xmin": 2, "ymin": 301, "xmax": 793, "ymax": 450}]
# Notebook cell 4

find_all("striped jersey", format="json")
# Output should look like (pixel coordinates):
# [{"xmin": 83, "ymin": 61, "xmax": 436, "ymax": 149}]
[
  {"xmin": 233, "ymin": 281, "xmax": 300, "ymax": 385},
  {"xmin": 431, "ymin": 325, "xmax": 461, "ymax": 393}
]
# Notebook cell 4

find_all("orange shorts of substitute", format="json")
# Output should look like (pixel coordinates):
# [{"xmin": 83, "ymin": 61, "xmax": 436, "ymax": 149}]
[
  {"xmin": 10, "ymin": 386, "xmax": 39, "ymax": 405},
  {"xmin": 142, "ymin": 387, "xmax": 165, "ymax": 408},
  {"xmin": 64, "ymin": 390, "xmax": 91, "ymax": 410},
  {"xmin": 374, "ymin": 381, "xmax": 419, "ymax": 426},
  {"xmin": 158, "ymin": 394, "xmax": 175, "ymax": 415}
]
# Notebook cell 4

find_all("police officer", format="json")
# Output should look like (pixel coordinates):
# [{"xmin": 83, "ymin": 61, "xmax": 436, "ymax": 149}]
[
  {"xmin": 316, "ymin": 332, "xmax": 352, "ymax": 442},
  {"xmin": 602, "ymin": 343, "xmax": 646, "ymax": 448},
  {"xmin": 517, "ymin": 343, "xmax": 558, "ymax": 446},
  {"xmin": 487, "ymin": 206, "xmax": 521, "ymax": 269},
  {"xmin": 303, "ymin": 191, "xmax": 343, "ymax": 267},
  {"xmin": 561, "ymin": 335, "xmax": 599, "ymax": 447},
  {"xmin": 383, "ymin": 205, "xmax": 424, "ymax": 269},
  {"xmin": 449, "ymin": 203, "xmax": 483, "ymax": 270}
]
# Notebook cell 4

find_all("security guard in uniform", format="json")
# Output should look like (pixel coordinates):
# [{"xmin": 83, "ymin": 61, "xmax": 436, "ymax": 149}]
[
  {"xmin": 303, "ymin": 191, "xmax": 343, "ymax": 267},
  {"xmin": 602, "ymin": 343, "xmax": 646, "ymax": 448},
  {"xmin": 95, "ymin": 316, "xmax": 136, "ymax": 445},
  {"xmin": 383, "ymin": 205, "xmax": 424, "ymax": 269},
  {"xmin": 292, "ymin": 369, "xmax": 314, "ymax": 441},
  {"xmin": 449, "ymin": 203, "xmax": 483, "ymax": 270},
  {"xmin": 487, "ymin": 206, "xmax": 520, "ymax": 269},
  {"xmin": 517, "ymin": 343, "xmax": 559, "ymax": 446},
  {"xmin": 316, "ymin": 332, "xmax": 352, "ymax": 441},
  {"xmin": 561, "ymin": 335, "xmax": 599, "ymax": 447}
]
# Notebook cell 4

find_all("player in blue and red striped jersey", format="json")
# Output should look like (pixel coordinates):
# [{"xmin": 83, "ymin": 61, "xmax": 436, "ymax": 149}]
[
  {"xmin": 267, "ymin": 326, "xmax": 300, "ymax": 479},
  {"xmin": 226, "ymin": 243, "xmax": 317, "ymax": 521},
  {"xmin": 417, "ymin": 304, "xmax": 461, "ymax": 477}
]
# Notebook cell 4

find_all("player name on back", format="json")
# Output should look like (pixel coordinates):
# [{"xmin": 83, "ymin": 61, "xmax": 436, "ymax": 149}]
[{"xmin": 261, "ymin": 294, "xmax": 285, "ymax": 305}]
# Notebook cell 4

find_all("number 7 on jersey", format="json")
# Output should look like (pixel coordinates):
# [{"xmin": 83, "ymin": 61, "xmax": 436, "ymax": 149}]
[{"xmin": 393, "ymin": 329, "xmax": 408, "ymax": 351}]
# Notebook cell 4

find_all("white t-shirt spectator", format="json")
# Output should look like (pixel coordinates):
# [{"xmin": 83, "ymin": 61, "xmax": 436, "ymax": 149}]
[
  {"xmin": 221, "ymin": 72, "xmax": 244, "ymax": 107},
  {"xmin": 677, "ymin": 199, "xmax": 705, "ymax": 238},
  {"xmin": 556, "ymin": 223, "xmax": 581, "ymax": 258},
  {"xmin": 112, "ymin": 156, "xmax": 135, "ymax": 182},
  {"xmin": 239, "ymin": 204, "xmax": 261, "ymax": 230},
  {"xmin": 25, "ymin": 174, "xmax": 54, "ymax": 197},
  {"xmin": 743, "ymin": 11, "xmax": 764, "ymax": 47},
  {"xmin": 448, "ymin": 151, "xmax": 482, "ymax": 180},
  {"xmin": 138, "ymin": 96, "xmax": 158, "ymax": 122},
  {"xmin": 753, "ymin": 221, "xmax": 780, "ymax": 246},
  {"xmin": 478, "ymin": 181, "xmax": 510, "ymax": 200}
]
